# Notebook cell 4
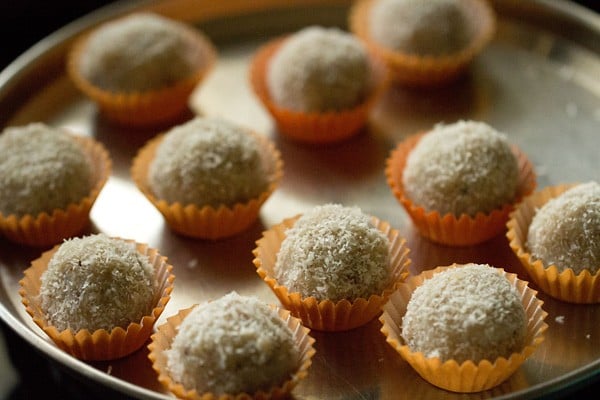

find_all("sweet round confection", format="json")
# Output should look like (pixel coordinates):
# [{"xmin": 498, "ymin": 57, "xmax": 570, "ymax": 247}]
[
  {"xmin": 77, "ymin": 13, "xmax": 206, "ymax": 92},
  {"xmin": 0, "ymin": 123, "xmax": 93, "ymax": 217},
  {"xmin": 166, "ymin": 292, "xmax": 300, "ymax": 395},
  {"xmin": 275, "ymin": 204, "xmax": 391, "ymax": 302},
  {"xmin": 527, "ymin": 182, "xmax": 600, "ymax": 274},
  {"xmin": 402, "ymin": 264, "xmax": 527, "ymax": 363},
  {"xmin": 402, "ymin": 120, "xmax": 519, "ymax": 217},
  {"xmin": 267, "ymin": 26, "xmax": 371, "ymax": 112},
  {"xmin": 350, "ymin": 0, "xmax": 495, "ymax": 88},
  {"xmin": 39, "ymin": 234, "xmax": 157, "ymax": 332},
  {"xmin": 148, "ymin": 117, "xmax": 270, "ymax": 208},
  {"xmin": 369, "ymin": 0, "xmax": 473, "ymax": 56}
]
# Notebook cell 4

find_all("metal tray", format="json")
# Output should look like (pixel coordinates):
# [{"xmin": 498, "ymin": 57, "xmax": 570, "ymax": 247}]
[{"xmin": 1, "ymin": 0, "xmax": 599, "ymax": 398}]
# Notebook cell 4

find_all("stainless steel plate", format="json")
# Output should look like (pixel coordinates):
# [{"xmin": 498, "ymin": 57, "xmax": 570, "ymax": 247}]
[{"xmin": 1, "ymin": 0, "xmax": 599, "ymax": 399}]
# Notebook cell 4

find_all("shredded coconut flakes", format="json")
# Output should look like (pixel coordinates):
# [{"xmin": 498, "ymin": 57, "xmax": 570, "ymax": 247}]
[
  {"xmin": 40, "ymin": 234, "xmax": 157, "ymax": 332},
  {"xmin": 275, "ymin": 204, "xmax": 391, "ymax": 302},
  {"xmin": 402, "ymin": 120, "xmax": 519, "ymax": 216},
  {"xmin": 0, "ymin": 123, "xmax": 93, "ymax": 217},
  {"xmin": 79, "ymin": 13, "xmax": 203, "ymax": 92},
  {"xmin": 402, "ymin": 264, "xmax": 527, "ymax": 363},
  {"xmin": 149, "ymin": 117, "xmax": 269, "ymax": 207},
  {"xmin": 369, "ymin": 0, "xmax": 474, "ymax": 56},
  {"xmin": 527, "ymin": 182, "xmax": 600, "ymax": 274},
  {"xmin": 166, "ymin": 292, "xmax": 299, "ymax": 395},
  {"xmin": 267, "ymin": 26, "xmax": 370, "ymax": 112}
]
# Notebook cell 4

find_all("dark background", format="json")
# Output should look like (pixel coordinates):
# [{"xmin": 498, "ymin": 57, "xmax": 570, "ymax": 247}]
[
  {"xmin": 0, "ymin": 1, "xmax": 599, "ymax": 399},
  {"xmin": 0, "ymin": 0, "xmax": 598, "ymax": 69}
]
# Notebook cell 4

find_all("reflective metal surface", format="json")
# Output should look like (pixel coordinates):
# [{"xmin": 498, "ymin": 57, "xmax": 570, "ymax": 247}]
[{"xmin": 0, "ymin": 1, "xmax": 599, "ymax": 399}]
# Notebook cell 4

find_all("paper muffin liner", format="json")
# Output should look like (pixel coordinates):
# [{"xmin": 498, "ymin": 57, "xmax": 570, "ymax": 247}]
[
  {"xmin": 507, "ymin": 184, "xmax": 600, "ymax": 304},
  {"xmin": 148, "ymin": 304, "xmax": 316, "ymax": 400},
  {"xmin": 252, "ymin": 214, "xmax": 411, "ymax": 332},
  {"xmin": 349, "ymin": 0, "xmax": 496, "ymax": 87},
  {"xmin": 0, "ymin": 135, "xmax": 111, "ymax": 247},
  {"xmin": 18, "ymin": 238, "xmax": 175, "ymax": 361},
  {"xmin": 131, "ymin": 131, "xmax": 283, "ymax": 240},
  {"xmin": 385, "ymin": 132, "xmax": 536, "ymax": 246},
  {"xmin": 249, "ymin": 36, "xmax": 388, "ymax": 145},
  {"xmin": 380, "ymin": 265, "xmax": 548, "ymax": 393},
  {"xmin": 67, "ymin": 19, "xmax": 217, "ymax": 127}
]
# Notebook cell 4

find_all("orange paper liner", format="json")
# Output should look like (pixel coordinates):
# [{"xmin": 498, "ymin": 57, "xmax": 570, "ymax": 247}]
[
  {"xmin": 0, "ymin": 135, "xmax": 112, "ymax": 247},
  {"xmin": 385, "ymin": 132, "xmax": 536, "ymax": 246},
  {"xmin": 349, "ymin": 0, "xmax": 496, "ymax": 87},
  {"xmin": 131, "ymin": 131, "xmax": 283, "ymax": 240},
  {"xmin": 148, "ymin": 305, "xmax": 316, "ymax": 400},
  {"xmin": 253, "ymin": 214, "xmax": 411, "ymax": 332},
  {"xmin": 18, "ymin": 238, "xmax": 175, "ymax": 361},
  {"xmin": 507, "ymin": 184, "xmax": 600, "ymax": 304},
  {"xmin": 380, "ymin": 265, "xmax": 548, "ymax": 393},
  {"xmin": 249, "ymin": 36, "xmax": 388, "ymax": 144},
  {"xmin": 67, "ymin": 18, "xmax": 217, "ymax": 127}
]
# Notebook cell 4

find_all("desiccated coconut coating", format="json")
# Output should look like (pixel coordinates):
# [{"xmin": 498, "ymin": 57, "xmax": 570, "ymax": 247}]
[
  {"xmin": 402, "ymin": 264, "xmax": 527, "ymax": 363},
  {"xmin": 275, "ymin": 204, "xmax": 391, "ymax": 302},
  {"xmin": 527, "ymin": 182, "xmax": 600, "ymax": 274},
  {"xmin": 39, "ymin": 234, "xmax": 157, "ymax": 332},
  {"xmin": 369, "ymin": 0, "xmax": 473, "ymax": 56},
  {"xmin": 148, "ymin": 117, "xmax": 269, "ymax": 207},
  {"xmin": 78, "ymin": 13, "xmax": 204, "ymax": 92},
  {"xmin": 166, "ymin": 292, "xmax": 300, "ymax": 395},
  {"xmin": 0, "ymin": 123, "xmax": 93, "ymax": 217},
  {"xmin": 402, "ymin": 120, "xmax": 519, "ymax": 217},
  {"xmin": 267, "ymin": 26, "xmax": 371, "ymax": 112}
]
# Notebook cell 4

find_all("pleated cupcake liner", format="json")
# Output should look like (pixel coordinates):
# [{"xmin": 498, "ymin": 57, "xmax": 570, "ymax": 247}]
[
  {"xmin": 131, "ymin": 131, "xmax": 283, "ymax": 240},
  {"xmin": 19, "ymin": 239, "xmax": 175, "ymax": 361},
  {"xmin": 249, "ymin": 36, "xmax": 388, "ymax": 144},
  {"xmin": 147, "ymin": 304, "xmax": 315, "ymax": 400},
  {"xmin": 0, "ymin": 135, "xmax": 112, "ymax": 247},
  {"xmin": 67, "ymin": 18, "xmax": 217, "ymax": 127},
  {"xmin": 385, "ymin": 132, "xmax": 536, "ymax": 246},
  {"xmin": 507, "ymin": 183, "xmax": 600, "ymax": 304},
  {"xmin": 380, "ymin": 264, "xmax": 548, "ymax": 393},
  {"xmin": 253, "ymin": 214, "xmax": 411, "ymax": 331},
  {"xmin": 349, "ymin": 0, "xmax": 496, "ymax": 87}
]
